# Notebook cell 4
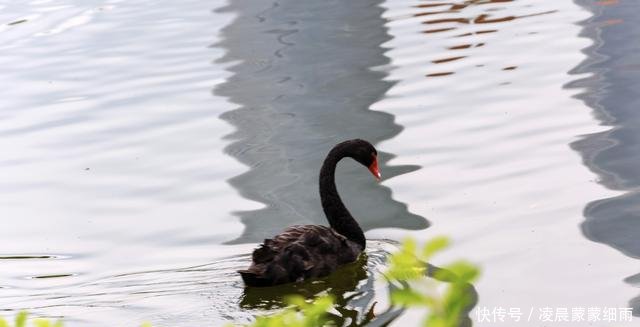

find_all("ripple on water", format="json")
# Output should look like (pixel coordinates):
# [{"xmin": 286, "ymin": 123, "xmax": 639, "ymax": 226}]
[
  {"xmin": 1, "ymin": 0, "xmax": 638, "ymax": 325},
  {"xmin": 370, "ymin": 0, "xmax": 637, "ymax": 325},
  {"xmin": 0, "ymin": 255, "xmax": 69, "ymax": 260},
  {"xmin": 0, "ymin": 241, "xmax": 395, "ymax": 327}
]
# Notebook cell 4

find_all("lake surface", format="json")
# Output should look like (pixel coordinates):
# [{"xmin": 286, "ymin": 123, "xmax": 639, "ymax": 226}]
[{"xmin": 0, "ymin": 0, "xmax": 638, "ymax": 326}]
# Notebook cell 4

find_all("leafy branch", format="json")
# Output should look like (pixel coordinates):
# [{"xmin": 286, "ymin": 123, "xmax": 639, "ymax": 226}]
[{"xmin": 235, "ymin": 236, "xmax": 479, "ymax": 327}]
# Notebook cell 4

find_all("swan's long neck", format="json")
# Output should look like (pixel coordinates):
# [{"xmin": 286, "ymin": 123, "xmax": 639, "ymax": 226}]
[{"xmin": 319, "ymin": 147, "xmax": 366, "ymax": 249}]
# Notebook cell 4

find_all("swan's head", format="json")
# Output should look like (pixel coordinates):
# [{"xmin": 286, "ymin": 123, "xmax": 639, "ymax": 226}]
[{"xmin": 342, "ymin": 139, "xmax": 381, "ymax": 181}]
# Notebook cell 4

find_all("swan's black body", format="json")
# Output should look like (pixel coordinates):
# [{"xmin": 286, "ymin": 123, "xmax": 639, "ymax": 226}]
[{"xmin": 238, "ymin": 139, "xmax": 379, "ymax": 287}]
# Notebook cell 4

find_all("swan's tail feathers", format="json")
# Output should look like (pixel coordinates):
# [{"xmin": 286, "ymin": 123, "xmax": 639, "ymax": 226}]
[
  {"xmin": 252, "ymin": 243, "xmax": 276, "ymax": 263},
  {"xmin": 238, "ymin": 269, "xmax": 271, "ymax": 287}
]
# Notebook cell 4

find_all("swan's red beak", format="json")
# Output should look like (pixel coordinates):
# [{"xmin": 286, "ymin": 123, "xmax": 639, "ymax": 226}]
[{"xmin": 368, "ymin": 156, "xmax": 381, "ymax": 181}]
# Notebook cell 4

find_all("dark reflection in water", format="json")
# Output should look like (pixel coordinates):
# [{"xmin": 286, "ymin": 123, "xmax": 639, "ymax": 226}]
[
  {"xmin": 213, "ymin": 0, "xmax": 428, "ymax": 244},
  {"xmin": 240, "ymin": 249, "xmax": 478, "ymax": 327},
  {"xmin": 240, "ymin": 255, "xmax": 369, "ymax": 310},
  {"xmin": 568, "ymin": 0, "xmax": 640, "ymax": 315},
  {"xmin": 241, "ymin": 254, "xmax": 377, "ymax": 327}
]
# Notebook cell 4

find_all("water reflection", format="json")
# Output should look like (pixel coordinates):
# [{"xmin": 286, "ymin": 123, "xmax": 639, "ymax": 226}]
[
  {"xmin": 240, "ymin": 255, "xmax": 369, "ymax": 310},
  {"xmin": 372, "ymin": 0, "xmax": 634, "ymax": 323},
  {"xmin": 240, "ymin": 254, "xmax": 381, "ymax": 327},
  {"xmin": 0, "ymin": 242, "xmax": 397, "ymax": 327},
  {"xmin": 240, "ymin": 249, "xmax": 478, "ymax": 327},
  {"xmin": 569, "ymin": 0, "xmax": 640, "ymax": 316},
  {"xmin": 213, "ymin": 0, "xmax": 428, "ymax": 244},
  {"xmin": 399, "ymin": 0, "xmax": 558, "ymax": 77}
]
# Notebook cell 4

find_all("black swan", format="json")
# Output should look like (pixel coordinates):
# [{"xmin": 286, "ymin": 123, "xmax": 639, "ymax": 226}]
[{"xmin": 238, "ymin": 139, "xmax": 381, "ymax": 287}]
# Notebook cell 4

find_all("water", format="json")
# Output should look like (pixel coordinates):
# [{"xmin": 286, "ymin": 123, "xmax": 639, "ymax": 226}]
[
  {"xmin": 570, "ymin": 0, "xmax": 640, "ymax": 315},
  {"xmin": 0, "ymin": 0, "xmax": 638, "ymax": 326}
]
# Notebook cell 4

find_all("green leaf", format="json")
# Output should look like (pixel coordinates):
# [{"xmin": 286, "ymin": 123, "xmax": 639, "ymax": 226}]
[
  {"xmin": 242, "ymin": 295, "xmax": 334, "ymax": 327},
  {"xmin": 15, "ymin": 312, "xmax": 27, "ymax": 327},
  {"xmin": 390, "ymin": 288, "xmax": 427, "ymax": 307},
  {"xmin": 33, "ymin": 319, "xmax": 50, "ymax": 327},
  {"xmin": 421, "ymin": 236, "xmax": 450, "ymax": 260},
  {"xmin": 443, "ymin": 260, "xmax": 480, "ymax": 283},
  {"xmin": 284, "ymin": 295, "xmax": 306, "ymax": 308},
  {"xmin": 385, "ymin": 240, "xmax": 427, "ymax": 282}
]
